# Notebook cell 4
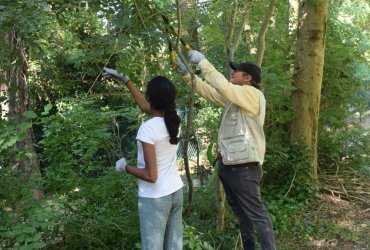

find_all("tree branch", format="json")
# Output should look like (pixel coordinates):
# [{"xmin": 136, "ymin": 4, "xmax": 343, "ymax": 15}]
[{"xmin": 256, "ymin": 0, "xmax": 277, "ymax": 67}]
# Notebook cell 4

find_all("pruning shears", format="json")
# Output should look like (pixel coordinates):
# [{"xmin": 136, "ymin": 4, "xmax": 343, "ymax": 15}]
[
  {"xmin": 162, "ymin": 14, "xmax": 192, "ymax": 69},
  {"xmin": 162, "ymin": 14, "xmax": 192, "ymax": 51}
]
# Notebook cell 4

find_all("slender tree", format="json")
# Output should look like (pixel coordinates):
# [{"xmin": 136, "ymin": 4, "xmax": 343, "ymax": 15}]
[
  {"xmin": 219, "ymin": 0, "xmax": 251, "ymax": 229},
  {"xmin": 256, "ymin": 0, "xmax": 277, "ymax": 67}
]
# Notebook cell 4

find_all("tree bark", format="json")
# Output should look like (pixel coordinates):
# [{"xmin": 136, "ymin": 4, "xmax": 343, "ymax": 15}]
[
  {"xmin": 187, "ymin": 0, "xmax": 200, "ymax": 51},
  {"xmin": 5, "ymin": 29, "xmax": 44, "ymax": 200},
  {"xmin": 175, "ymin": 0, "xmax": 196, "ymax": 212},
  {"xmin": 290, "ymin": 0, "xmax": 329, "ymax": 179}
]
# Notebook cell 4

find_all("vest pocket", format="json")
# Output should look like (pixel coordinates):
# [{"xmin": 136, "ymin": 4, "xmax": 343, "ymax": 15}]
[{"xmin": 220, "ymin": 135, "xmax": 257, "ymax": 165}]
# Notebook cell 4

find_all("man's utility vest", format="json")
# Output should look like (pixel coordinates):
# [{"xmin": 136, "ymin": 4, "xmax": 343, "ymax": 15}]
[{"xmin": 218, "ymin": 93, "xmax": 266, "ymax": 165}]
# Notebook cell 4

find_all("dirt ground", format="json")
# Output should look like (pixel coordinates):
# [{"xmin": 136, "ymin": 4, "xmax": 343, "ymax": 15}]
[
  {"xmin": 278, "ymin": 192, "xmax": 370, "ymax": 250},
  {"xmin": 309, "ymin": 193, "xmax": 369, "ymax": 249},
  {"xmin": 306, "ymin": 110, "xmax": 370, "ymax": 249}
]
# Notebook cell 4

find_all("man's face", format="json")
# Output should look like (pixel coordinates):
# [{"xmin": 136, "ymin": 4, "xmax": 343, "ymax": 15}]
[{"xmin": 230, "ymin": 69, "xmax": 252, "ymax": 86}]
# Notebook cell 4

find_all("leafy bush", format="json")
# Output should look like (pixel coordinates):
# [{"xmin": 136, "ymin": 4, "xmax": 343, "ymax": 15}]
[
  {"xmin": 0, "ymin": 169, "xmax": 60, "ymax": 249},
  {"xmin": 0, "ymin": 204, "xmax": 59, "ymax": 250},
  {"xmin": 39, "ymin": 97, "xmax": 139, "ymax": 193},
  {"xmin": 319, "ymin": 125, "xmax": 370, "ymax": 174},
  {"xmin": 0, "ymin": 170, "xmax": 140, "ymax": 249},
  {"xmin": 183, "ymin": 222, "xmax": 214, "ymax": 250},
  {"xmin": 58, "ymin": 172, "xmax": 140, "ymax": 249}
]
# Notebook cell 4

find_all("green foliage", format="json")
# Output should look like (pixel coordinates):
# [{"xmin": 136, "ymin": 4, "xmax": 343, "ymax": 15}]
[
  {"xmin": 319, "ymin": 125, "xmax": 370, "ymax": 173},
  {"xmin": 183, "ymin": 223, "xmax": 214, "ymax": 250},
  {"xmin": 0, "ymin": 169, "xmax": 34, "ymax": 210},
  {"xmin": 192, "ymin": 102, "xmax": 220, "ymax": 163},
  {"xmin": 261, "ymin": 141, "xmax": 319, "ymax": 240},
  {"xmin": 0, "ymin": 169, "xmax": 59, "ymax": 249},
  {"xmin": 0, "ymin": 171, "xmax": 140, "ymax": 249},
  {"xmin": 58, "ymin": 172, "xmax": 140, "ymax": 249},
  {"xmin": 183, "ymin": 176, "xmax": 243, "ymax": 250},
  {"xmin": 264, "ymin": 141, "xmax": 318, "ymax": 199},
  {"xmin": 0, "ymin": 111, "xmax": 40, "ymax": 168},
  {"xmin": 0, "ymin": 117, "xmax": 28, "ymax": 153},
  {"xmin": 318, "ymin": 1, "xmax": 370, "ymax": 172},
  {"xmin": 0, "ymin": 0, "xmax": 369, "ymax": 249},
  {"xmin": 39, "ymin": 97, "xmax": 139, "ymax": 193},
  {"xmin": 1, "ymin": 211, "xmax": 52, "ymax": 249}
]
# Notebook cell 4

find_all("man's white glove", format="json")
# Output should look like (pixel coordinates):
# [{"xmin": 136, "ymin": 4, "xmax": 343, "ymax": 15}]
[
  {"xmin": 102, "ymin": 67, "xmax": 130, "ymax": 84},
  {"xmin": 175, "ymin": 57, "xmax": 189, "ymax": 76},
  {"xmin": 115, "ymin": 158, "xmax": 127, "ymax": 173},
  {"xmin": 187, "ymin": 50, "xmax": 205, "ymax": 64}
]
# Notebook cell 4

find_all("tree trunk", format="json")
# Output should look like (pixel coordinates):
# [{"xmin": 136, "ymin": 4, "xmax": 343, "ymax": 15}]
[
  {"xmin": 290, "ymin": 0, "xmax": 329, "ymax": 179},
  {"xmin": 5, "ymin": 29, "xmax": 44, "ymax": 200},
  {"xmin": 175, "ymin": 0, "xmax": 196, "ymax": 212},
  {"xmin": 187, "ymin": 0, "xmax": 200, "ymax": 51}
]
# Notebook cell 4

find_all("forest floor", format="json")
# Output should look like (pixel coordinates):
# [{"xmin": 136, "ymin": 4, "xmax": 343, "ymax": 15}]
[
  {"xmin": 280, "ymin": 111, "xmax": 370, "ymax": 250},
  {"xmin": 275, "ymin": 170, "xmax": 370, "ymax": 250},
  {"xmin": 286, "ymin": 192, "xmax": 370, "ymax": 250}
]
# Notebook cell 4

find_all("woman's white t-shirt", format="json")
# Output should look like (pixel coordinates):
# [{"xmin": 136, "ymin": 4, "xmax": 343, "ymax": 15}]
[{"xmin": 136, "ymin": 117, "xmax": 183, "ymax": 198}]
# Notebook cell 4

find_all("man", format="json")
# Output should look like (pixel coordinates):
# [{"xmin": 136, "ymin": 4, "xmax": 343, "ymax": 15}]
[{"xmin": 175, "ymin": 51, "xmax": 276, "ymax": 250}]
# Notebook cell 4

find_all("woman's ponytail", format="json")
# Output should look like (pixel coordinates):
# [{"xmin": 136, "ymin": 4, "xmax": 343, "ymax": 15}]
[
  {"xmin": 146, "ymin": 76, "xmax": 181, "ymax": 145},
  {"xmin": 164, "ymin": 102, "xmax": 181, "ymax": 145}
]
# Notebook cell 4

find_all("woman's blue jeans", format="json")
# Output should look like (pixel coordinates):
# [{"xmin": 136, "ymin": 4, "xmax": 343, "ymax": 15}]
[
  {"xmin": 218, "ymin": 161, "xmax": 276, "ymax": 250},
  {"xmin": 138, "ymin": 188, "xmax": 183, "ymax": 250}
]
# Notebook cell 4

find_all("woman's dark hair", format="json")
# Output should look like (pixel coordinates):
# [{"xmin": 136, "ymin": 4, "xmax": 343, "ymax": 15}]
[{"xmin": 146, "ymin": 76, "xmax": 181, "ymax": 145}]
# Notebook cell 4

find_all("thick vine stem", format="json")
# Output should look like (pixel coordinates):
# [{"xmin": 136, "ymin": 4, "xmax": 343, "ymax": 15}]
[
  {"xmin": 175, "ymin": 0, "xmax": 195, "ymax": 212},
  {"xmin": 145, "ymin": 2, "xmax": 196, "ymax": 211}
]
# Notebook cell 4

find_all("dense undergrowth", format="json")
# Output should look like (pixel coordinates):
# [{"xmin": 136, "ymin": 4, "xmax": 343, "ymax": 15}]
[
  {"xmin": 1, "ymin": 97, "xmax": 369, "ymax": 249},
  {"xmin": 1, "ymin": 166, "xmax": 369, "ymax": 249}
]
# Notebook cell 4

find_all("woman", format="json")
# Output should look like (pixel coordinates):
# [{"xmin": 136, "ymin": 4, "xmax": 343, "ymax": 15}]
[{"xmin": 103, "ymin": 68, "xmax": 183, "ymax": 250}]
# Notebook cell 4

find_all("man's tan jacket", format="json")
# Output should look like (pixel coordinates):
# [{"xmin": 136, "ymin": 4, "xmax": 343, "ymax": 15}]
[{"xmin": 182, "ymin": 59, "xmax": 266, "ymax": 165}]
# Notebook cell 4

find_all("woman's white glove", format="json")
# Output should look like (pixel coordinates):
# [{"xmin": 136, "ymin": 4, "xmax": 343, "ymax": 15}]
[
  {"xmin": 187, "ymin": 50, "xmax": 205, "ymax": 64},
  {"xmin": 115, "ymin": 158, "xmax": 127, "ymax": 173},
  {"xmin": 102, "ymin": 67, "xmax": 130, "ymax": 84}
]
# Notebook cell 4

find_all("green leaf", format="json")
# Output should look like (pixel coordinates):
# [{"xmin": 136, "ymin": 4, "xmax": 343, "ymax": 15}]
[
  {"xmin": 19, "ymin": 245, "xmax": 34, "ymax": 250},
  {"xmin": 6, "ymin": 229, "xmax": 22, "ymax": 236},
  {"xmin": 41, "ymin": 104, "xmax": 53, "ymax": 116},
  {"xmin": 22, "ymin": 111, "xmax": 37, "ymax": 119},
  {"xmin": 32, "ymin": 233, "xmax": 42, "ymax": 241},
  {"xmin": 16, "ymin": 233, "xmax": 26, "ymax": 242},
  {"xmin": 17, "ymin": 122, "xmax": 32, "ymax": 129},
  {"xmin": 23, "ymin": 227, "xmax": 35, "ymax": 233},
  {"xmin": 0, "ymin": 138, "xmax": 17, "ymax": 150},
  {"xmin": 32, "ymin": 242, "xmax": 47, "ymax": 249}
]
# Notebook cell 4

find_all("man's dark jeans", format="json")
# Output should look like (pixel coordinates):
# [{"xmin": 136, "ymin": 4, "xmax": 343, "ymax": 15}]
[{"xmin": 218, "ymin": 160, "xmax": 276, "ymax": 250}]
